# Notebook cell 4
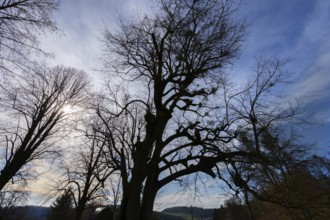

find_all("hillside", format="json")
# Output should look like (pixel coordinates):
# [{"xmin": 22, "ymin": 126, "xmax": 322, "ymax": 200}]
[
  {"xmin": 0, "ymin": 205, "xmax": 214, "ymax": 220},
  {"xmin": 156, "ymin": 206, "xmax": 214, "ymax": 220}
]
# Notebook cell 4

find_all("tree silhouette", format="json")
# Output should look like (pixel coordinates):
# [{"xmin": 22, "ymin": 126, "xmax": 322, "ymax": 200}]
[
  {"xmin": 98, "ymin": 0, "xmax": 248, "ymax": 219},
  {"xmin": 0, "ymin": 66, "xmax": 89, "ymax": 190},
  {"xmin": 0, "ymin": 0, "xmax": 59, "ymax": 74},
  {"xmin": 47, "ymin": 189, "xmax": 74, "ymax": 220},
  {"xmin": 58, "ymin": 128, "xmax": 117, "ymax": 220},
  {"xmin": 0, "ymin": 185, "xmax": 28, "ymax": 219},
  {"xmin": 97, "ymin": 0, "xmax": 304, "ymax": 218}
]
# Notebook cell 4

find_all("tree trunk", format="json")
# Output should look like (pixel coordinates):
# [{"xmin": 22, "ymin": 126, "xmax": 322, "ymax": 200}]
[
  {"xmin": 0, "ymin": 152, "xmax": 28, "ymax": 191},
  {"xmin": 118, "ymin": 164, "xmax": 145, "ymax": 220},
  {"xmin": 124, "ymin": 184, "xmax": 142, "ymax": 220},
  {"xmin": 118, "ymin": 114, "xmax": 168, "ymax": 220},
  {"xmin": 140, "ymin": 179, "xmax": 158, "ymax": 220},
  {"xmin": 119, "ymin": 177, "xmax": 158, "ymax": 220},
  {"xmin": 117, "ymin": 193, "xmax": 127, "ymax": 220},
  {"xmin": 74, "ymin": 200, "xmax": 87, "ymax": 220},
  {"xmin": 0, "ymin": 167, "xmax": 13, "ymax": 191},
  {"xmin": 244, "ymin": 188, "xmax": 256, "ymax": 220}
]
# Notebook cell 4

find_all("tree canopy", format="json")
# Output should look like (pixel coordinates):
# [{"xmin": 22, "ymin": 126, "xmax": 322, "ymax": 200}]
[{"xmin": 0, "ymin": 0, "xmax": 59, "ymax": 74}]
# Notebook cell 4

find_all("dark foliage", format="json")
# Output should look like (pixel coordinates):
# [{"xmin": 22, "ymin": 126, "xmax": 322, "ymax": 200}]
[
  {"xmin": 0, "ymin": 206, "xmax": 50, "ymax": 220},
  {"xmin": 47, "ymin": 190, "xmax": 74, "ymax": 220},
  {"xmin": 162, "ymin": 206, "xmax": 213, "ymax": 218}
]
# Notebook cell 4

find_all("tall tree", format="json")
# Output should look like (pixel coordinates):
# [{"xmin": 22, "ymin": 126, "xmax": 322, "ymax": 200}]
[
  {"xmin": 215, "ymin": 58, "xmax": 311, "ymax": 219},
  {"xmin": 0, "ymin": 66, "xmax": 89, "ymax": 190},
  {"xmin": 0, "ymin": 0, "xmax": 59, "ymax": 74},
  {"xmin": 99, "ymin": 0, "xmax": 246, "ymax": 219}
]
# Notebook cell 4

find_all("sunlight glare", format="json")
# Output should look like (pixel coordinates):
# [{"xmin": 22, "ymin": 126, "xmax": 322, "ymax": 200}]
[{"xmin": 61, "ymin": 104, "xmax": 74, "ymax": 114}]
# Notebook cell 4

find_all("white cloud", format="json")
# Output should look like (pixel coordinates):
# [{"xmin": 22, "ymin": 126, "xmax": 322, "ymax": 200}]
[{"xmin": 38, "ymin": 0, "xmax": 152, "ymax": 82}]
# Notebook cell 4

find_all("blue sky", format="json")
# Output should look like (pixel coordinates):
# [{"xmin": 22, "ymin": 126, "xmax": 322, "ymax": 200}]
[
  {"xmin": 35, "ymin": 0, "xmax": 330, "ymax": 208},
  {"xmin": 236, "ymin": 0, "xmax": 330, "ymax": 154}
]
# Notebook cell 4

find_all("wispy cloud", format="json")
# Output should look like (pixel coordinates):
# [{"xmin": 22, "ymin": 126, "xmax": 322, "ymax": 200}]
[
  {"xmin": 286, "ymin": 0, "xmax": 330, "ymax": 129},
  {"xmin": 237, "ymin": 0, "xmax": 330, "ymax": 121},
  {"xmin": 39, "ymin": 0, "xmax": 151, "ymax": 81}
]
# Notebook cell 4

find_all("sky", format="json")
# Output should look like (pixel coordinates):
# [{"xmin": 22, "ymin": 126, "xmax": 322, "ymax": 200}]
[{"xmin": 32, "ymin": 0, "xmax": 330, "ymax": 209}]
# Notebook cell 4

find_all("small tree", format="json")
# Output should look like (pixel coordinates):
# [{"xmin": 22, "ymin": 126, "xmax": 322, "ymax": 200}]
[
  {"xmin": 213, "ymin": 205, "xmax": 227, "ymax": 220},
  {"xmin": 204, "ymin": 58, "xmax": 309, "ymax": 219},
  {"xmin": 58, "ymin": 128, "xmax": 117, "ymax": 220},
  {"xmin": 48, "ymin": 189, "xmax": 74, "ymax": 220},
  {"xmin": 225, "ymin": 197, "xmax": 250, "ymax": 220}
]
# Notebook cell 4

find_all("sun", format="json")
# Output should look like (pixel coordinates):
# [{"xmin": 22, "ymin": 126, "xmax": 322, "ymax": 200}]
[{"xmin": 61, "ymin": 104, "xmax": 74, "ymax": 114}]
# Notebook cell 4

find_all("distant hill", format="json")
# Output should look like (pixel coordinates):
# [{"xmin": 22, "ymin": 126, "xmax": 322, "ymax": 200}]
[
  {"xmin": 154, "ymin": 211, "xmax": 186, "ymax": 220},
  {"xmin": 0, "ymin": 206, "xmax": 50, "ymax": 220},
  {"xmin": 156, "ymin": 206, "xmax": 214, "ymax": 220},
  {"xmin": 0, "ymin": 205, "xmax": 214, "ymax": 220}
]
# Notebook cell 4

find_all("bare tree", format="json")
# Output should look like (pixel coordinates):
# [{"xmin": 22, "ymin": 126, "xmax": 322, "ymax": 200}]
[
  {"xmin": 0, "ymin": 0, "xmax": 59, "ymax": 74},
  {"xmin": 57, "ymin": 127, "xmax": 118, "ymax": 220},
  {"xmin": 215, "ymin": 58, "xmax": 330, "ymax": 219},
  {"xmin": 98, "ymin": 0, "xmax": 248, "ymax": 219},
  {"xmin": 99, "ymin": 0, "xmax": 325, "ymax": 218},
  {"xmin": 0, "ymin": 66, "xmax": 89, "ymax": 191},
  {"xmin": 0, "ymin": 184, "xmax": 28, "ymax": 218}
]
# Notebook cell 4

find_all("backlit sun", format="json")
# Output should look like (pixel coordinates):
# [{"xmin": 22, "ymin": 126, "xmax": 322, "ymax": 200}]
[{"xmin": 61, "ymin": 104, "xmax": 74, "ymax": 114}]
